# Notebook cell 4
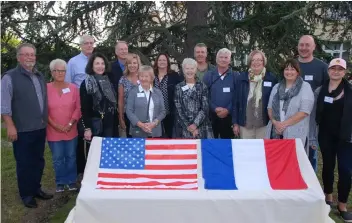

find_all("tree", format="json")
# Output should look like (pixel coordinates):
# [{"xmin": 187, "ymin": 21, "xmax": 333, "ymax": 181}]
[{"xmin": 1, "ymin": 1, "xmax": 351, "ymax": 75}]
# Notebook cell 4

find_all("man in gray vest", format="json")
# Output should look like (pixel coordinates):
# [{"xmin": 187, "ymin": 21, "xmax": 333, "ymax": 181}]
[{"xmin": 1, "ymin": 43, "xmax": 53, "ymax": 208}]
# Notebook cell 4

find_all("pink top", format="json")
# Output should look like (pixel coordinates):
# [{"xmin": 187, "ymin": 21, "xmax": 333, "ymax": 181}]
[{"xmin": 47, "ymin": 83, "xmax": 81, "ymax": 141}]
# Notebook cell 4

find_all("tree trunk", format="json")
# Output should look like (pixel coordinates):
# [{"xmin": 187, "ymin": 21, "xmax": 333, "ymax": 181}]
[{"xmin": 185, "ymin": 1, "xmax": 209, "ymax": 58}]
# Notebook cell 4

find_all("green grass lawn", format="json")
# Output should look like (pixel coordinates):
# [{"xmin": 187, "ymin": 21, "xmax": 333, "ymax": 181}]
[{"xmin": 1, "ymin": 127, "xmax": 351, "ymax": 222}]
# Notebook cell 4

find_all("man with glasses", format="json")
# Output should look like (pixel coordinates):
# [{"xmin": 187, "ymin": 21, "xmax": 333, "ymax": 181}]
[
  {"xmin": 1, "ymin": 43, "xmax": 53, "ymax": 208},
  {"xmin": 65, "ymin": 35, "xmax": 95, "ymax": 180}
]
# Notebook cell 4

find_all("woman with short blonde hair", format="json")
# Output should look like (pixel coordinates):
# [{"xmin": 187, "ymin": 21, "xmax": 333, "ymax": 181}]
[
  {"xmin": 118, "ymin": 53, "xmax": 142, "ymax": 137},
  {"xmin": 233, "ymin": 49, "xmax": 277, "ymax": 139},
  {"xmin": 126, "ymin": 65, "xmax": 166, "ymax": 138}
]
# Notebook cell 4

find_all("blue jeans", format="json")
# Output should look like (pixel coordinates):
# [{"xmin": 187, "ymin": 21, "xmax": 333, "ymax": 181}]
[
  {"xmin": 309, "ymin": 146, "xmax": 318, "ymax": 173},
  {"xmin": 48, "ymin": 137, "xmax": 78, "ymax": 185}
]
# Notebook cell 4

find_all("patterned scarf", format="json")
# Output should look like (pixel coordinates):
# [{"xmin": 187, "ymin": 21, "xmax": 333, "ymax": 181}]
[
  {"xmin": 272, "ymin": 76, "xmax": 303, "ymax": 122},
  {"xmin": 248, "ymin": 67, "xmax": 266, "ymax": 109},
  {"xmin": 85, "ymin": 74, "xmax": 117, "ymax": 113}
]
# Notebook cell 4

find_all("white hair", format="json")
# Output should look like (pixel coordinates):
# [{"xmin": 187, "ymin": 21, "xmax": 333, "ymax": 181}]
[
  {"xmin": 79, "ymin": 35, "xmax": 94, "ymax": 45},
  {"xmin": 216, "ymin": 48, "xmax": 232, "ymax": 59},
  {"xmin": 138, "ymin": 65, "xmax": 155, "ymax": 80},
  {"xmin": 49, "ymin": 59, "xmax": 67, "ymax": 71},
  {"xmin": 182, "ymin": 58, "xmax": 197, "ymax": 69}
]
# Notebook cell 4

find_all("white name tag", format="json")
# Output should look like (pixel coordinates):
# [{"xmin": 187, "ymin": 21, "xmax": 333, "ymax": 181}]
[
  {"xmin": 305, "ymin": 75, "xmax": 313, "ymax": 81},
  {"xmin": 324, "ymin": 96, "xmax": 333, "ymax": 104},
  {"xmin": 263, "ymin": 81, "xmax": 272, "ymax": 87},
  {"xmin": 223, "ymin": 87, "xmax": 230, "ymax": 93},
  {"xmin": 62, "ymin": 88, "xmax": 70, "ymax": 94},
  {"xmin": 181, "ymin": 85, "xmax": 189, "ymax": 91},
  {"xmin": 137, "ymin": 93, "xmax": 145, "ymax": 98}
]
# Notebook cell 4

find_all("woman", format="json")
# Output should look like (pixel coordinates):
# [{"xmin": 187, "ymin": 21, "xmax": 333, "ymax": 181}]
[
  {"xmin": 233, "ymin": 50, "xmax": 277, "ymax": 139},
  {"xmin": 266, "ymin": 58, "xmax": 314, "ymax": 146},
  {"xmin": 312, "ymin": 58, "xmax": 352, "ymax": 221},
  {"xmin": 126, "ymin": 65, "xmax": 166, "ymax": 138},
  {"xmin": 80, "ymin": 52, "xmax": 118, "ymax": 141},
  {"xmin": 47, "ymin": 59, "xmax": 81, "ymax": 192},
  {"xmin": 153, "ymin": 53, "xmax": 183, "ymax": 138},
  {"xmin": 118, "ymin": 53, "xmax": 141, "ymax": 138},
  {"xmin": 174, "ymin": 58, "xmax": 213, "ymax": 139}
]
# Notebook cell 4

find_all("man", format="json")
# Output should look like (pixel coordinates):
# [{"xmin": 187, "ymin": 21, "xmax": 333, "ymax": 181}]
[
  {"xmin": 65, "ymin": 35, "xmax": 95, "ymax": 87},
  {"xmin": 297, "ymin": 35, "xmax": 329, "ymax": 173},
  {"xmin": 203, "ymin": 48, "xmax": 237, "ymax": 139},
  {"xmin": 1, "ymin": 43, "xmax": 53, "ymax": 208},
  {"xmin": 108, "ymin": 40, "xmax": 129, "ymax": 93},
  {"xmin": 65, "ymin": 35, "xmax": 95, "ymax": 178},
  {"xmin": 194, "ymin": 43, "xmax": 215, "ymax": 81}
]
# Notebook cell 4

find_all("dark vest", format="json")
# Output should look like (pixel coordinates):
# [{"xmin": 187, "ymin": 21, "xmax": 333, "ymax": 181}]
[{"xmin": 8, "ymin": 66, "xmax": 48, "ymax": 132}]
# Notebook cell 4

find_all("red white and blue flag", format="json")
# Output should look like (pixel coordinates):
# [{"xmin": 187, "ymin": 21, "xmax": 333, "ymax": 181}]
[
  {"xmin": 97, "ymin": 138, "xmax": 307, "ymax": 190},
  {"xmin": 97, "ymin": 138, "xmax": 198, "ymax": 190}
]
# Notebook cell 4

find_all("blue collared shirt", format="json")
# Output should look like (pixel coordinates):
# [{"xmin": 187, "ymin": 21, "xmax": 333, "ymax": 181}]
[{"xmin": 65, "ymin": 52, "xmax": 89, "ymax": 88}]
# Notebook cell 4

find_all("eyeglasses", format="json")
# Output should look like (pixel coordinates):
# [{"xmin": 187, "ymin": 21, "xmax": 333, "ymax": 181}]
[
  {"xmin": 52, "ymin": 69, "xmax": 66, "ymax": 73},
  {"xmin": 19, "ymin": 53, "xmax": 36, "ymax": 57},
  {"xmin": 83, "ymin": 42, "xmax": 94, "ymax": 45},
  {"xmin": 251, "ymin": 59, "xmax": 263, "ymax": 62}
]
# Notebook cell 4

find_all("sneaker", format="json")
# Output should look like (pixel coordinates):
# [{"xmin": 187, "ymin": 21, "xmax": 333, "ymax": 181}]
[
  {"xmin": 325, "ymin": 200, "xmax": 337, "ymax": 208},
  {"xmin": 338, "ymin": 208, "xmax": 352, "ymax": 222},
  {"xmin": 68, "ymin": 183, "xmax": 78, "ymax": 191},
  {"xmin": 56, "ymin": 184, "xmax": 65, "ymax": 193}
]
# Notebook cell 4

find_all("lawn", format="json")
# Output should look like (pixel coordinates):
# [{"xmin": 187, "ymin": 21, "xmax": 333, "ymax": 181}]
[{"xmin": 1, "ymin": 127, "xmax": 351, "ymax": 222}]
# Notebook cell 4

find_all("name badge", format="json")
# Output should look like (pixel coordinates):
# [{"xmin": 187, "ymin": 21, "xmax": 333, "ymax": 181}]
[
  {"xmin": 62, "ymin": 88, "xmax": 70, "ymax": 94},
  {"xmin": 305, "ymin": 75, "xmax": 313, "ymax": 81},
  {"xmin": 324, "ymin": 96, "xmax": 333, "ymax": 104},
  {"xmin": 263, "ymin": 81, "xmax": 272, "ymax": 87},
  {"xmin": 137, "ymin": 93, "xmax": 145, "ymax": 98},
  {"xmin": 223, "ymin": 87, "xmax": 230, "ymax": 93},
  {"xmin": 181, "ymin": 85, "xmax": 189, "ymax": 91}
]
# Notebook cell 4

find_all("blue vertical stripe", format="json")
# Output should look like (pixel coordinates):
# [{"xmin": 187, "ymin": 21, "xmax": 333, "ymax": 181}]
[{"xmin": 201, "ymin": 139, "xmax": 237, "ymax": 190}]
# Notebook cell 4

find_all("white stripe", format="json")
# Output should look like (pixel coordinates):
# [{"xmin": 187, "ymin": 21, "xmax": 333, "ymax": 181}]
[
  {"xmin": 98, "ymin": 178, "xmax": 196, "ymax": 183},
  {"xmin": 145, "ymin": 150, "xmax": 197, "ymax": 155},
  {"xmin": 232, "ymin": 139, "xmax": 271, "ymax": 190},
  {"xmin": 145, "ymin": 159, "xmax": 197, "ymax": 165},
  {"xmin": 99, "ymin": 168, "xmax": 197, "ymax": 175},
  {"xmin": 97, "ymin": 183, "xmax": 198, "ymax": 189},
  {"xmin": 145, "ymin": 139, "xmax": 197, "ymax": 145}
]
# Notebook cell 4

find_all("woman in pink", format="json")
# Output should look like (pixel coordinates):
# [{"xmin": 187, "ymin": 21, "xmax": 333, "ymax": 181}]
[{"xmin": 47, "ymin": 59, "xmax": 81, "ymax": 192}]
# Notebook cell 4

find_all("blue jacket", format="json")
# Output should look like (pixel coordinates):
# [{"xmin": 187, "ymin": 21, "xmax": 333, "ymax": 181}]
[{"xmin": 233, "ymin": 71, "xmax": 278, "ymax": 126}]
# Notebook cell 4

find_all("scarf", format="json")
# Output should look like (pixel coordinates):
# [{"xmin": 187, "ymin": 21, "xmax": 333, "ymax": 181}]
[
  {"xmin": 271, "ymin": 76, "xmax": 303, "ymax": 138},
  {"xmin": 316, "ymin": 79, "xmax": 345, "ymax": 125},
  {"xmin": 248, "ymin": 67, "xmax": 266, "ymax": 109},
  {"xmin": 85, "ymin": 74, "xmax": 117, "ymax": 113}
]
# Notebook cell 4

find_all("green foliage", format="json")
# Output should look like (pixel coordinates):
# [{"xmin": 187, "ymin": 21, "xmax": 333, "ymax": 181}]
[{"xmin": 1, "ymin": 1, "xmax": 351, "ymax": 76}]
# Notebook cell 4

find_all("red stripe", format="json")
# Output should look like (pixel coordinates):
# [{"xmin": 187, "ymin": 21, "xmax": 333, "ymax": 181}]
[
  {"xmin": 98, "ymin": 173, "xmax": 197, "ymax": 179},
  {"xmin": 97, "ymin": 187, "xmax": 198, "ymax": 190},
  {"xmin": 97, "ymin": 180, "xmax": 197, "ymax": 187},
  {"xmin": 264, "ymin": 139, "xmax": 307, "ymax": 190},
  {"xmin": 145, "ymin": 144, "xmax": 197, "ymax": 150},
  {"xmin": 145, "ymin": 154, "xmax": 197, "ymax": 160},
  {"xmin": 145, "ymin": 164, "xmax": 197, "ymax": 170}
]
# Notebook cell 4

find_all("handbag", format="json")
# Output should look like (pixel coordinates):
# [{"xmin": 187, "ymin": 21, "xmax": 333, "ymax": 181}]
[
  {"xmin": 78, "ymin": 83, "xmax": 106, "ymax": 137},
  {"xmin": 131, "ymin": 91, "xmax": 152, "ymax": 137}
]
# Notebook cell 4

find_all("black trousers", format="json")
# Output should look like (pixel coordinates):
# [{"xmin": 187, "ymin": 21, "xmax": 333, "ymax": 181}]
[
  {"xmin": 124, "ymin": 113, "xmax": 132, "ymax": 138},
  {"xmin": 162, "ymin": 114, "xmax": 174, "ymax": 138},
  {"xmin": 210, "ymin": 112, "xmax": 234, "ymax": 139},
  {"xmin": 319, "ymin": 133, "xmax": 352, "ymax": 203},
  {"xmin": 13, "ymin": 128, "xmax": 46, "ymax": 201}
]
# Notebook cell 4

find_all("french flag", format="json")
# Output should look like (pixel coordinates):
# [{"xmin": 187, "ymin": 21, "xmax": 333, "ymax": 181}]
[{"xmin": 201, "ymin": 139, "xmax": 308, "ymax": 190}]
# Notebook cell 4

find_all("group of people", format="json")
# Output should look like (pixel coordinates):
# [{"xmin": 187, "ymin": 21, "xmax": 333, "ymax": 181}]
[{"xmin": 1, "ymin": 34, "xmax": 351, "ymax": 222}]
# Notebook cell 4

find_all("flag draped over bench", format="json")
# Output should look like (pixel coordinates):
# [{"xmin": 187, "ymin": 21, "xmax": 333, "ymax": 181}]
[{"xmin": 96, "ymin": 138, "xmax": 307, "ymax": 191}]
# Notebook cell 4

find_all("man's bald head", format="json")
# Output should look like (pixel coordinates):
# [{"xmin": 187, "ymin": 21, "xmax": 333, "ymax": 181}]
[{"xmin": 298, "ymin": 35, "xmax": 316, "ymax": 61}]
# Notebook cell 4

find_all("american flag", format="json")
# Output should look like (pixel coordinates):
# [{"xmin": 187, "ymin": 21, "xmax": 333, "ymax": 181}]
[{"xmin": 97, "ymin": 138, "xmax": 198, "ymax": 190}]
